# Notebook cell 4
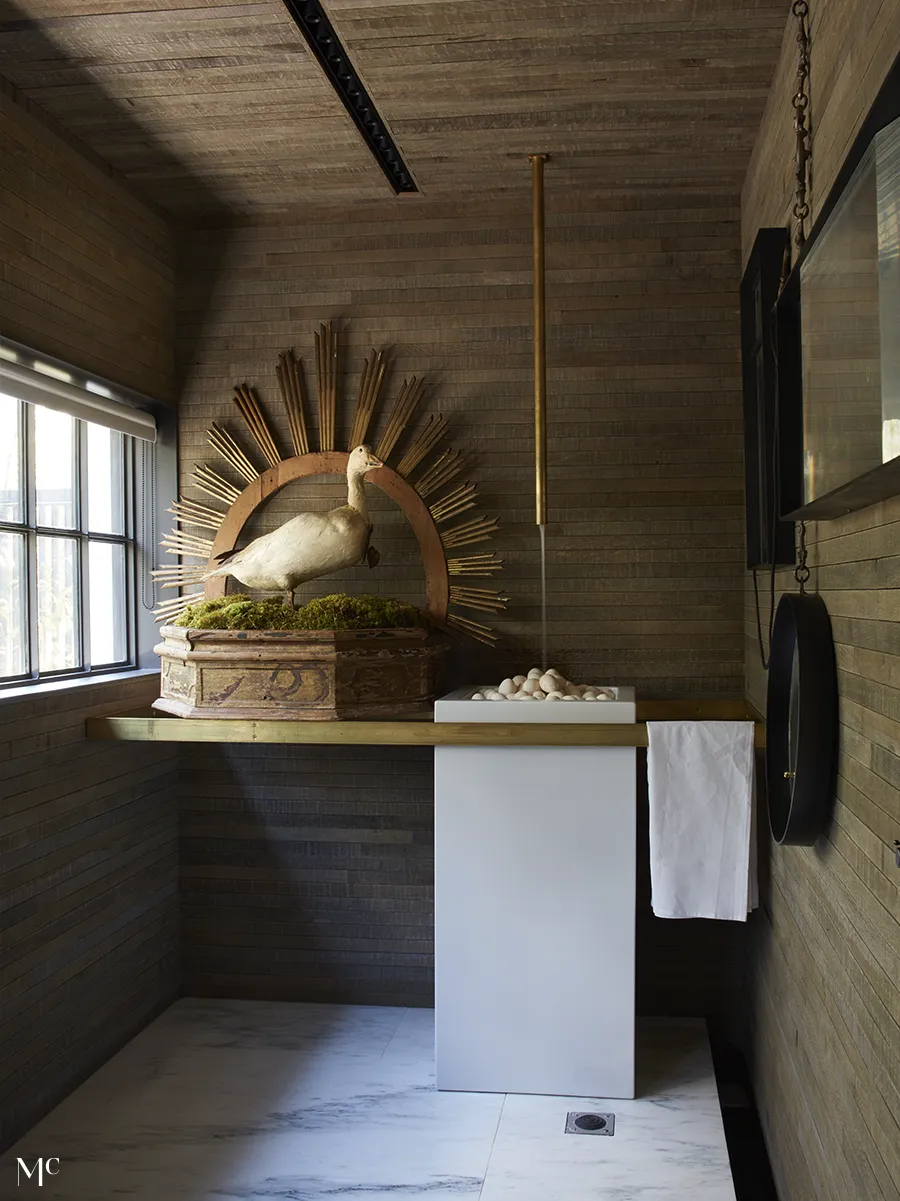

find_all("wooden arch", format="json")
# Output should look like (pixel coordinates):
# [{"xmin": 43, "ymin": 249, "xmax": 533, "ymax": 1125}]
[{"xmin": 205, "ymin": 451, "xmax": 450, "ymax": 625}]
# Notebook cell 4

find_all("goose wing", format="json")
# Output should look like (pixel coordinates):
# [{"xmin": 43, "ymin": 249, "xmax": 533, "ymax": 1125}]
[{"xmin": 207, "ymin": 508, "xmax": 370, "ymax": 588}]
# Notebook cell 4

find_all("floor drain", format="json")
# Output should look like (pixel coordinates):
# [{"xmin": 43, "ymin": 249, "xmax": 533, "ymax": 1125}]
[{"xmin": 565, "ymin": 1111, "xmax": 615, "ymax": 1136}]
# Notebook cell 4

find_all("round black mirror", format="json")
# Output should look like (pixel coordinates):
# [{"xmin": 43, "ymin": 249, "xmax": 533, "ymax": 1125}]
[{"xmin": 766, "ymin": 592, "xmax": 838, "ymax": 845}]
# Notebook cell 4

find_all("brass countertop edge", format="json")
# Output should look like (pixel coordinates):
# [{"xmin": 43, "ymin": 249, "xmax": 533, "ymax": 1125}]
[{"xmin": 85, "ymin": 711, "xmax": 766, "ymax": 748}]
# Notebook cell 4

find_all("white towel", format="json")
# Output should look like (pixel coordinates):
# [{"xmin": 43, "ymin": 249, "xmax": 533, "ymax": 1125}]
[{"xmin": 647, "ymin": 721, "xmax": 757, "ymax": 921}]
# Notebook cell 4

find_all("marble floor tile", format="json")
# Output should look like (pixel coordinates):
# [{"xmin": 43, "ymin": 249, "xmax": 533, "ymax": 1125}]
[{"xmin": 5, "ymin": 1002, "xmax": 735, "ymax": 1201}]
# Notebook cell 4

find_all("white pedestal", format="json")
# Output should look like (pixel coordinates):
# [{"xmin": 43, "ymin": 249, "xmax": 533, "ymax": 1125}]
[{"xmin": 434, "ymin": 693, "xmax": 636, "ymax": 1098}]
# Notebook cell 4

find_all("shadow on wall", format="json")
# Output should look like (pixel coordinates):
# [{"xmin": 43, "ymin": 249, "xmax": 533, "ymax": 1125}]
[
  {"xmin": 0, "ymin": 5, "xmax": 234, "ymax": 390},
  {"xmin": 178, "ymin": 742, "xmax": 436, "ymax": 1007}
]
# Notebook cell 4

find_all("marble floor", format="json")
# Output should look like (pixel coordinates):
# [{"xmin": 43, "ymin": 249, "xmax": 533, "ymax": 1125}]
[{"xmin": 6, "ymin": 1001, "xmax": 736, "ymax": 1200}]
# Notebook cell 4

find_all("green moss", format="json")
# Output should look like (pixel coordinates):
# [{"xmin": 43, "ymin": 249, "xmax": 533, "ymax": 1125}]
[
  {"xmin": 296, "ymin": 594, "xmax": 425, "ymax": 631},
  {"xmin": 175, "ymin": 592, "xmax": 425, "ymax": 632}
]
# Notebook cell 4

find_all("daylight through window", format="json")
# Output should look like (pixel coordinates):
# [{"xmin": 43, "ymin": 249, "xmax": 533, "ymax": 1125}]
[{"xmin": 0, "ymin": 393, "xmax": 135, "ymax": 684}]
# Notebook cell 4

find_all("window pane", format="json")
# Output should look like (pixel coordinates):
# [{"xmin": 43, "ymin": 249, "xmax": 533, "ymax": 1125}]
[
  {"xmin": 0, "ymin": 395, "xmax": 23, "ymax": 523},
  {"xmin": 37, "ymin": 536, "xmax": 79, "ymax": 671},
  {"xmin": 34, "ymin": 405, "xmax": 76, "ymax": 528},
  {"xmin": 0, "ymin": 531, "xmax": 26, "ymax": 677},
  {"xmin": 88, "ymin": 541, "xmax": 127, "ymax": 665},
  {"xmin": 87, "ymin": 423, "xmax": 126, "ymax": 534}
]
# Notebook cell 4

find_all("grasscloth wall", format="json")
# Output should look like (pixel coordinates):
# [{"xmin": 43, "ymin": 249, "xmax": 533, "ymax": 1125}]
[
  {"xmin": 0, "ymin": 90, "xmax": 179, "ymax": 1152},
  {"xmin": 742, "ymin": 5, "xmax": 900, "ymax": 1199},
  {"xmin": 0, "ymin": 82, "xmax": 175, "ymax": 399},
  {"xmin": 177, "ymin": 193, "xmax": 746, "ymax": 693},
  {"xmin": 175, "ymin": 192, "xmax": 750, "ymax": 1009},
  {"xmin": 180, "ymin": 744, "xmax": 434, "ymax": 1006},
  {"xmin": 0, "ymin": 675, "xmax": 179, "ymax": 1151}
]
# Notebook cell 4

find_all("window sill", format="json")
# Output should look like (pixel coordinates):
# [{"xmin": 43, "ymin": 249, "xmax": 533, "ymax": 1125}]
[{"xmin": 0, "ymin": 667, "xmax": 159, "ymax": 706}]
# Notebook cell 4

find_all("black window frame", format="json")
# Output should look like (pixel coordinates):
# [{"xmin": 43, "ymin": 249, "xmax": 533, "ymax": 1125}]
[{"xmin": 0, "ymin": 395, "xmax": 138, "ymax": 686}]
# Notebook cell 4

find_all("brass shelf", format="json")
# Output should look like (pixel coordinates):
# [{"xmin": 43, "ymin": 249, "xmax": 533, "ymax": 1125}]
[{"xmin": 86, "ymin": 701, "xmax": 765, "ymax": 747}]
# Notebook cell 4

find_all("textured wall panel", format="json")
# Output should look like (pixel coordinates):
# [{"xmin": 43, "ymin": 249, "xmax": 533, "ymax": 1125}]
[
  {"xmin": 0, "ymin": 82, "xmax": 174, "ymax": 399},
  {"xmin": 742, "ymin": 3, "xmax": 900, "ymax": 1199},
  {"xmin": 0, "ymin": 675, "xmax": 179, "ymax": 1151}
]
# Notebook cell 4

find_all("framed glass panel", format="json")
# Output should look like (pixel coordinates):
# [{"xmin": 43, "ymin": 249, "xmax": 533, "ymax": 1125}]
[
  {"xmin": 0, "ymin": 394, "xmax": 23, "ymax": 524},
  {"xmin": 0, "ymin": 373, "xmax": 137, "ymax": 686},
  {"xmin": 0, "ymin": 530, "xmax": 27, "ymax": 677},
  {"xmin": 34, "ymin": 405, "xmax": 76, "ymax": 529},
  {"xmin": 88, "ymin": 540, "xmax": 127, "ymax": 665},
  {"xmin": 775, "ymin": 62, "xmax": 900, "ymax": 520},
  {"xmin": 86, "ymin": 423, "xmax": 126, "ymax": 535},
  {"xmin": 37, "ymin": 535, "xmax": 79, "ymax": 671}
]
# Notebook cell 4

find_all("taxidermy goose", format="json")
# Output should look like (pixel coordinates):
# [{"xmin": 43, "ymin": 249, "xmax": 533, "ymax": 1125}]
[{"xmin": 203, "ymin": 445, "xmax": 384, "ymax": 606}]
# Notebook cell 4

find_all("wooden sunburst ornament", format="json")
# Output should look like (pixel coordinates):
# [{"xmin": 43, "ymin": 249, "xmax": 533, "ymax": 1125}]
[{"xmin": 152, "ymin": 322, "xmax": 507, "ymax": 644}]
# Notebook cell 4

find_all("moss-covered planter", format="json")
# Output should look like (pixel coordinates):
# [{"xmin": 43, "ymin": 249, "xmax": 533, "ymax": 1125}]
[{"xmin": 153, "ymin": 626, "xmax": 448, "ymax": 720}]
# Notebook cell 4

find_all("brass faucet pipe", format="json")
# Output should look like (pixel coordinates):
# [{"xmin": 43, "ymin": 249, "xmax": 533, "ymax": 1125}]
[{"xmin": 529, "ymin": 153, "xmax": 549, "ymax": 525}]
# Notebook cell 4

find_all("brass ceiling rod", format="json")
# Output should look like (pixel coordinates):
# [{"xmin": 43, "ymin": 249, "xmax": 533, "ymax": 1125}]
[{"xmin": 529, "ymin": 153, "xmax": 549, "ymax": 526}]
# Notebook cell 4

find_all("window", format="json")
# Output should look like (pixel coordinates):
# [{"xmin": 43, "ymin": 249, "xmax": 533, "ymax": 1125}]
[{"xmin": 0, "ymin": 394, "xmax": 135, "ymax": 684}]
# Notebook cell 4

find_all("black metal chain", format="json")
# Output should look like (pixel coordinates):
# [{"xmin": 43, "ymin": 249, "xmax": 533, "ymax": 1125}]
[
  {"xmin": 791, "ymin": 3, "xmax": 812, "ymax": 598},
  {"xmin": 795, "ymin": 520, "xmax": 810, "ymax": 593},
  {"xmin": 791, "ymin": 1, "xmax": 812, "ymax": 247}
]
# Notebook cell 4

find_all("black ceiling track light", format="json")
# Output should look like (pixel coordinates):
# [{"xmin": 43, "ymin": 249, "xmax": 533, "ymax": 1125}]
[{"xmin": 280, "ymin": 0, "xmax": 418, "ymax": 193}]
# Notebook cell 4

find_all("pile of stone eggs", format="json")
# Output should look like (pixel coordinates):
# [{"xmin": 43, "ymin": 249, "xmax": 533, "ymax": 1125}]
[{"xmin": 470, "ymin": 669, "xmax": 616, "ymax": 702}]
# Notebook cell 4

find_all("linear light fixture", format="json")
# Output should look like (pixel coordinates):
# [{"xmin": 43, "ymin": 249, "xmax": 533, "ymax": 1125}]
[{"xmin": 281, "ymin": 0, "xmax": 418, "ymax": 193}]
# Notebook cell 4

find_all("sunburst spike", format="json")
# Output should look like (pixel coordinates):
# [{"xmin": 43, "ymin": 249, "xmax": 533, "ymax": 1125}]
[
  {"xmin": 446, "ymin": 613, "xmax": 500, "ymax": 645},
  {"xmin": 376, "ymin": 375, "xmax": 425, "ymax": 462},
  {"xmin": 429, "ymin": 482, "xmax": 477, "ymax": 524},
  {"xmin": 207, "ymin": 423, "xmax": 259, "ymax": 483},
  {"xmin": 151, "ymin": 565, "xmax": 207, "ymax": 590},
  {"xmin": 441, "ymin": 517, "xmax": 499, "ymax": 550},
  {"xmin": 447, "ymin": 553, "xmax": 504, "ymax": 577},
  {"xmin": 233, "ymin": 384, "xmax": 281, "ymax": 468},
  {"xmin": 169, "ymin": 498, "xmax": 227, "ymax": 532},
  {"xmin": 314, "ymin": 320, "xmax": 338, "ymax": 451},
  {"xmin": 191, "ymin": 465, "xmax": 241, "ymax": 506},
  {"xmin": 349, "ymin": 348, "xmax": 387, "ymax": 449},
  {"xmin": 397, "ymin": 414, "xmax": 447, "ymax": 477},
  {"xmin": 153, "ymin": 591, "xmax": 205, "ymax": 623},
  {"xmin": 160, "ymin": 527, "xmax": 214, "ymax": 551},
  {"xmin": 415, "ymin": 449, "xmax": 469, "ymax": 497},
  {"xmin": 160, "ymin": 527, "xmax": 215, "ymax": 560},
  {"xmin": 277, "ymin": 349, "xmax": 310, "ymax": 456},
  {"xmin": 449, "ymin": 586, "xmax": 509, "ymax": 614}
]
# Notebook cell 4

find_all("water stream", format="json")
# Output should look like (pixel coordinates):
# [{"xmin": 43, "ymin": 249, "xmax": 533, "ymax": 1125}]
[{"xmin": 538, "ymin": 523, "xmax": 548, "ymax": 671}]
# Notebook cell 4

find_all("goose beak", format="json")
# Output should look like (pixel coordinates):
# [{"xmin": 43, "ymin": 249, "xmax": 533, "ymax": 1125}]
[{"xmin": 366, "ymin": 453, "xmax": 384, "ymax": 470}]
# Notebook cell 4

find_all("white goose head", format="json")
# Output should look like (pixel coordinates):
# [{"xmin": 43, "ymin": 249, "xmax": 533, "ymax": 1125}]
[{"xmin": 347, "ymin": 445, "xmax": 383, "ymax": 477}]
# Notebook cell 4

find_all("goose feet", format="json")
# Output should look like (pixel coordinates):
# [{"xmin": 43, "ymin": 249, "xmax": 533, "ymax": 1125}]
[{"xmin": 285, "ymin": 589, "xmax": 296, "ymax": 609}]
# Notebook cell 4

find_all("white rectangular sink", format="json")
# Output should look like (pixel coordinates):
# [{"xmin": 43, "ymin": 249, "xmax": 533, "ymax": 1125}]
[{"xmin": 434, "ymin": 685, "xmax": 635, "ymax": 723}]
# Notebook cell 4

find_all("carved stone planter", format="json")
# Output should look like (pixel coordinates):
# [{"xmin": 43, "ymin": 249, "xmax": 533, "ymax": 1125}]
[{"xmin": 153, "ymin": 626, "xmax": 448, "ymax": 720}]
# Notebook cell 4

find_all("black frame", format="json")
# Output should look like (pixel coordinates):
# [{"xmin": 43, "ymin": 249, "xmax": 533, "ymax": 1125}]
[
  {"xmin": 740, "ymin": 227, "xmax": 796, "ymax": 567},
  {"xmin": 776, "ymin": 48, "xmax": 900, "ymax": 520},
  {"xmin": 280, "ymin": 0, "xmax": 417, "ymax": 194},
  {"xmin": 0, "ymin": 398, "xmax": 137, "ymax": 686},
  {"xmin": 765, "ymin": 592, "xmax": 838, "ymax": 845}
]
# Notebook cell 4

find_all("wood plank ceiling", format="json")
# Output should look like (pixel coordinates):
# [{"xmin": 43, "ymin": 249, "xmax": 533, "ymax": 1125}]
[{"xmin": 0, "ymin": 0, "xmax": 788, "ymax": 216}]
